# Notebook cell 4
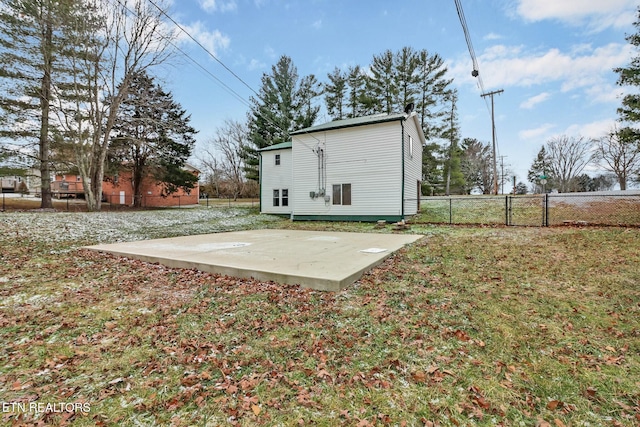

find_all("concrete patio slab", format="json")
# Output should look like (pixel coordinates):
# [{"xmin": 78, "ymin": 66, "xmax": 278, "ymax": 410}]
[{"xmin": 84, "ymin": 229, "xmax": 423, "ymax": 291}]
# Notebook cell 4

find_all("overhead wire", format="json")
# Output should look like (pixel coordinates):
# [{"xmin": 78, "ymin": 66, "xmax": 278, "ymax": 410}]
[
  {"xmin": 110, "ymin": 0, "xmax": 322, "ymax": 152},
  {"xmin": 453, "ymin": 0, "xmax": 503, "ymax": 189},
  {"xmin": 453, "ymin": 0, "xmax": 490, "ymax": 110},
  {"xmin": 146, "ymin": 0, "xmax": 259, "ymax": 98}
]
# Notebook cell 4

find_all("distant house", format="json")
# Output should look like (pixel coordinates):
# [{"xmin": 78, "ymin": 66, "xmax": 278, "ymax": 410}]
[
  {"xmin": 51, "ymin": 164, "xmax": 200, "ymax": 207},
  {"xmin": 259, "ymin": 112, "xmax": 424, "ymax": 221},
  {"xmin": 0, "ymin": 169, "xmax": 39, "ymax": 194}
]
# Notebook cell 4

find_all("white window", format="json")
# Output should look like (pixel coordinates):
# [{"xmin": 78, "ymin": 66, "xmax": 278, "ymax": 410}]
[
  {"xmin": 409, "ymin": 135, "xmax": 414, "ymax": 159},
  {"xmin": 273, "ymin": 189, "xmax": 279, "ymax": 206},
  {"xmin": 282, "ymin": 189, "xmax": 288, "ymax": 206},
  {"xmin": 275, "ymin": 154, "xmax": 281, "ymax": 166},
  {"xmin": 332, "ymin": 183, "xmax": 351, "ymax": 205}
]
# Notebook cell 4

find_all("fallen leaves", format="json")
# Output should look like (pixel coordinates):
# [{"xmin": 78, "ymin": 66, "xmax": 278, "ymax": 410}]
[{"xmin": 2, "ymin": 218, "xmax": 640, "ymax": 426}]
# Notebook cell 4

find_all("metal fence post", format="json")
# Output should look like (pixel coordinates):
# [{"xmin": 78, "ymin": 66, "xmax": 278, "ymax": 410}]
[
  {"xmin": 449, "ymin": 198, "xmax": 453, "ymax": 224},
  {"xmin": 544, "ymin": 193, "xmax": 549, "ymax": 227},
  {"xmin": 505, "ymin": 196, "xmax": 509, "ymax": 226}
]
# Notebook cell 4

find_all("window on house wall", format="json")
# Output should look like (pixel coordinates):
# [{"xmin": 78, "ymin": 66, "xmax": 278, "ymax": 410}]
[
  {"xmin": 273, "ymin": 189, "xmax": 279, "ymax": 206},
  {"xmin": 282, "ymin": 189, "xmax": 288, "ymax": 206},
  {"xmin": 409, "ymin": 135, "xmax": 414, "ymax": 159},
  {"xmin": 332, "ymin": 183, "xmax": 352, "ymax": 205},
  {"xmin": 275, "ymin": 154, "xmax": 280, "ymax": 165}
]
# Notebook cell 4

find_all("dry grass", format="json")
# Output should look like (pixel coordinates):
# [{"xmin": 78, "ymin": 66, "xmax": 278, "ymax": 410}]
[{"xmin": 1, "ymin": 209, "xmax": 639, "ymax": 426}]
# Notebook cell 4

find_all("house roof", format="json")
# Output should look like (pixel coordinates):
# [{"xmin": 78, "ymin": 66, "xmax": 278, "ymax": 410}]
[
  {"xmin": 290, "ymin": 112, "xmax": 408, "ymax": 135},
  {"xmin": 259, "ymin": 141, "xmax": 292, "ymax": 151}
]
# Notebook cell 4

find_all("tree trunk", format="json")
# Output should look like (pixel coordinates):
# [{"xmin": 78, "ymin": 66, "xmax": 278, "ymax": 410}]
[
  {"xmin": 39, "ymin": 12, "xmax": 53, "ymax": 209},
  {"xmin": 619, "ymin": 174, "xmax": 627, "ymax": 190}
]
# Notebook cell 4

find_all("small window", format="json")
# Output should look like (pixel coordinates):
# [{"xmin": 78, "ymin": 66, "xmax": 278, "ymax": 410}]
[
  {"xmin": 342, "ymin": 184, "xmax": 351, "ymax": 205},
  {"xmin": 332, "ymin": 184, "xmax": 341, "ymax": 205},
  {"xmin": 273, "ymin": 189, "xmax": 279, "ymax": 206},
  {"xmin": 409, "ymin": 135, "xmax": 414, "ymax": 159},
  {"xmin": 332, "ymin": 183, "xmax": 352, "ymax": 205},
  {"xmin": 77, "ymin": 176, "xmax": 82, "ymax": 182},
  {"xmin": 282, "ymin": 189, "xmax": 288, "ymax": 206},
  {"xmin": 275, "ymin": 154, "xmax": 281, "ymax": 166}
]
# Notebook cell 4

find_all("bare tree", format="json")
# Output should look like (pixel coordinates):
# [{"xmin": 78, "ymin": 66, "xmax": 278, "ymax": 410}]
[
  {"xmin": 545, "ymin": 135, "xmax": 594, "ymax": 192},
  {"xmin": 203, "ymin": 119, "xmax": 247, "ymax": 200},
  {"xmin": 594, "ymin": 127, "xmax": 640, "ymax": 190},
  {"xmin": 59, "ymin": 0, "xmax": 176, "ymax": 211}
]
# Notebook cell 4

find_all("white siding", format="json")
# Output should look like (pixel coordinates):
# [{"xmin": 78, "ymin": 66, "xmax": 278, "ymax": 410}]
[
  {"xmin": 403, "ymin": 115, "xmax": 424, "ymax": 216},
  {"xmin": 291, "ymin": 121, "xmax": 403, "ymax": 218},
  {"xmin": 260, "ymin": 148, "xmax": 293, "ymax": 214}
]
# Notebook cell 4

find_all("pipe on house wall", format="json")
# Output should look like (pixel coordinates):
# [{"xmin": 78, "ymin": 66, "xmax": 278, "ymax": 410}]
[{"xmin": 401, "ymin": 118, "xmax": 405, "ymax": 220}]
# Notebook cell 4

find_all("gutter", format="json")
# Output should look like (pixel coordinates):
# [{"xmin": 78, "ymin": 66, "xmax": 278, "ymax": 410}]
[
  {"xmin": 401, "ymin": 118, "xmax": 405, "ymax": 220},
  {"xmin": 258, "ymin": 152, "xmax": 262, "ymax": 213}
]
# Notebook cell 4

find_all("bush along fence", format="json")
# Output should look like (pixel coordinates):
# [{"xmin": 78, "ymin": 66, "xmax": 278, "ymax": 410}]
[{"xmin": 418, "ymin": 193, "xmax": 640, "ymax": 227}]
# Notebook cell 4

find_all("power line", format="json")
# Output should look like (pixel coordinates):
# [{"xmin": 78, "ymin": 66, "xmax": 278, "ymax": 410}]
[
  {"xmin": 109, "ymin": 0, "xmax": 251, "ymax": 108},
  {"xmin": 145, "ymin": 0, "xmax": 259, "ymax": 98},
  {"xmin": 453, "ymin": 0, "xmax": 486, "ymax": 95}
]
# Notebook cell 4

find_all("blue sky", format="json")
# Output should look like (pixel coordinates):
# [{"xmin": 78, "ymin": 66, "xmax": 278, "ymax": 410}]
[{"xmin": 159, "ymin": 0, "xmax": 638, "ymax": 188}]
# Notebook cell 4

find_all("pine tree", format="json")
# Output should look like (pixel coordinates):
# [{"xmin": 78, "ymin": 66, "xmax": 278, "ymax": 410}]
[
  {"xmin": 109, "ymin": 72, "xmax": 197, "ymax": 207},
  {"xmin": 368, "ymin": 50, "xmax": 396, "ymax": 114},
  {"xmin": 615, "ymin": 7, "xmax": 640, "ymax": 139},
  {"xmin": 528, "ymin": 146, "xmax": 551, "ymax": 193},
  {"xmin": 0, "ymin": 0, "xmax": 80, "ymax": 208},
  {"xmin": 244, "ymin": 55, "xmax": 320, "ymax": 181},
  {"xmin": 415, "ymin": 50, "xmax": 452, "ymax": 142},
  {"xmin": 442, "ymin": 91, "xmax": 465, "ymax": 195},
  {"xmin": 324, "ymin": 67, "xmax": 347, "ymax": 120},
  {"xmin": 345, "ymin": 65, "xmax": 372, "ymax": 118},
  {"xmin": 394, "ymin": 47, "xmax": 419, "ymax": 110}
]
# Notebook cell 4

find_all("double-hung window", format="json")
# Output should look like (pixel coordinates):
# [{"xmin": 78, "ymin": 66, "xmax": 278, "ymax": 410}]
[
  {"xmin": 273, "ymin": 189, "xmax": 288, "ymax": 207},
  {"xmin": 332, "ymin": 183, "xmax": 351, "ymax": 205}
]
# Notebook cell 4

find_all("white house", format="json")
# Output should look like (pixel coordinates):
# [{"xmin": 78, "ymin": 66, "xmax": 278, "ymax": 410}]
[{"xmin": 259, "ymin": 111, "xmax": 424, "ymax": 221}]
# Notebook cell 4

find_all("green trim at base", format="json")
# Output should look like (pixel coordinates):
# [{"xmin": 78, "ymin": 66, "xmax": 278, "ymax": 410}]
[{"xmin": 291, "ymin": 214, "xmax": 403, "ymax": 222}]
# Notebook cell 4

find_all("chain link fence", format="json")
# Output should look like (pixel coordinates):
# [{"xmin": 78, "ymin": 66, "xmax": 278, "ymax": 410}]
[{"xmin": 417, "ymin": 192, "xmax": 640, "ymax": 227}]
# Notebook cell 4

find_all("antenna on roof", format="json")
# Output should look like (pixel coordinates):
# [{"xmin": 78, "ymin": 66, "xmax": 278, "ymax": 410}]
[{"xmin": 404, "ymin": 102, "xmax": 414, "ymax": 114}]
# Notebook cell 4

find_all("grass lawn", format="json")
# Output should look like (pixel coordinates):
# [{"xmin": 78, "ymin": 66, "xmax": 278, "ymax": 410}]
[{"xmin": 1, "ymin": 207, "xmax": 639, "ymax": 426}]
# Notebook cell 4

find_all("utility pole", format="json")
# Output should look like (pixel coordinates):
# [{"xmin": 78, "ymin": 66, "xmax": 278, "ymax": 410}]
[
  {"xmin": 500, "ymin": 155, "xmax": 508, "ymax": 194},
  {"xmin": 481, "ymin": 89, "xmax": 504, "ymax": 195}
]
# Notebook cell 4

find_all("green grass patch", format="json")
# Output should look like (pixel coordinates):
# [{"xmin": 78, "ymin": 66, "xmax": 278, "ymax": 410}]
[{"xmin": 1, "ymin": 209, "xmax": 639, "ymax": 425}]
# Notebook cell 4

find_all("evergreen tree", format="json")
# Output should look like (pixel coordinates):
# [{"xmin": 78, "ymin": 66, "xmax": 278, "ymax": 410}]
[
  {"xmin": 244, "ymin": 55, "xmax": 320, "ymax": 181},
  {"xmin": 615, "ymin": 7, "xmax": 640, "ymax": 141},
  {"xmin": 0, "ymin": 0, "xmax": 80, "ymax": 208},
  {"xmin": 368, "ymin": 50, "xmax": 396, "ymax": 114},
  {"xmin": 527, "ymin": 146, "xmax": 551, "ymax": 192},
  {"xmin": 324, "ymin": 67, "xmax": 347, "ymax": 120},
  {"xmin": 394, "ymin": 46, "xmax": 419, "ymax": 110},
  {"xmin": 109, "ymin": 72, "xmax": 197, "ymax": 207},
  {"xmin": 415, "ymin": 50, "xmax": 452, "ymax": 142},
  {"xmin": 345, "ymin": 65, "xmax": 373, "ymax": 118},
  {"xmin": 515, "ymin": 181, "xmax": 528, "ymax": 195},
  {"xmin": 442, "ymin": 92, "xmax": 465, "ymax": 195}
]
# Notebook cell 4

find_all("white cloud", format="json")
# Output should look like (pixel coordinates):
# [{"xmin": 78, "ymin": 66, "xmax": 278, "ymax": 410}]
[
  {"xmin": 451, "ymin": 42, "xmax": 633, "ymax": 99},
  {"xmin": 264, "ymin": 46, "xmax": 277, "ymax": 60},
  {"xmin": 178, "ymin": 21, "xmax": 230, "ymax": 57},
  {"xmin": 519, "ymin": 123, "xmax": 555, "ymax": 140},
  {"xmin": 248, "ymin": 58, "xmax": 266, "ymax": 70},
  {"xmin": 484, "ymin": 32, "xmax": 502, "ymax": 41},
  {"xmin": 199, "ymin": 0, "xmax": 237, "ymax": 13},
  {"xmin": 564, "ymin": 118, "xmax": 617, "ymax": 139},
  {"xmin": 312, "ymin": 19, "xmax": 322, "ymax": 30},
  {"xmin": 520, "ymin": 92, "xmax": 551, "ymax": 109},
  {"xmin": 516, "ymin": 0, "xmax": 636, "ymax": 30}
]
